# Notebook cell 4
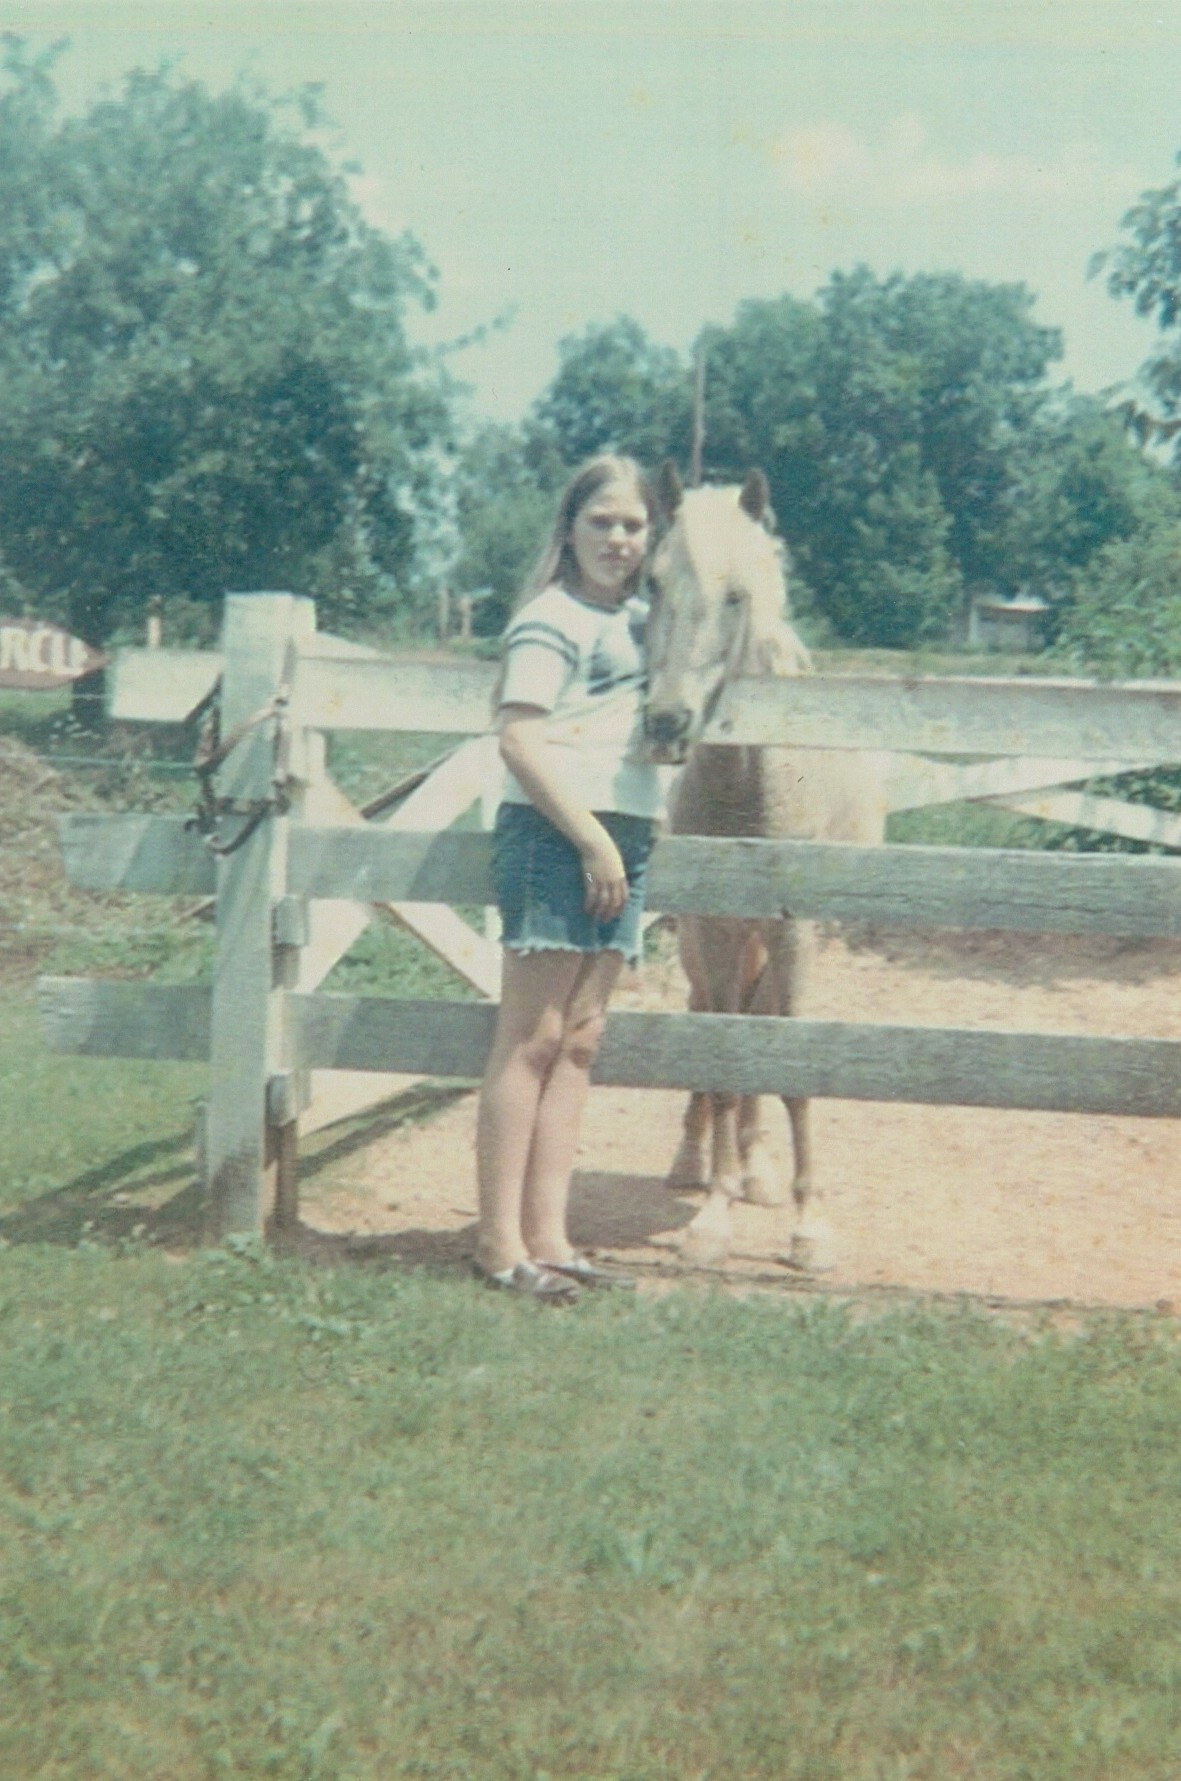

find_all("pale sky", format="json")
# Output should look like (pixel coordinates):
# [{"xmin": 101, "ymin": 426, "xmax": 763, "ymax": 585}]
[{"xmin": 7, "ymin": 0, "xmax": 1181, "ymax": 421}]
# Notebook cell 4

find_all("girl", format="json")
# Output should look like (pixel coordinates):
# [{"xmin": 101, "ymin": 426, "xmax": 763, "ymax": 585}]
[{"xmin": 474, "ymin": 456, "xmax": 663, "ymax": 1299}]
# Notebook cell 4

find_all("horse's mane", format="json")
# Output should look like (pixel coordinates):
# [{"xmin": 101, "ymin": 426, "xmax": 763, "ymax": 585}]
[{"xmin": 677, "ymin": 485, "xmax": 813, "ymax": 679}]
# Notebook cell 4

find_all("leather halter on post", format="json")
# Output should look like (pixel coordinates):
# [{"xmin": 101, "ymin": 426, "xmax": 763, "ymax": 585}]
[{"xmin": 187, "ymin": 680, "xmax": 294, "ymax": 857}]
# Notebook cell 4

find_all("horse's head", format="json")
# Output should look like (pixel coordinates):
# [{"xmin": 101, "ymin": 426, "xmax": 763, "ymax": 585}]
[{"xmin": 643, "ymin": 463, "xmax": 812, "ymax": 764}]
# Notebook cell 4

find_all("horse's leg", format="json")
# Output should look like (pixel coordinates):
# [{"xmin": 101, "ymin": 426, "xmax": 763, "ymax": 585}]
[
  {"xmin": 735, "ymin": 934, "xmax": 788, "ymax": 1208},
  {"xmin": 706, "ymin": 1088, "xmax": 743, "ymax": 1203},
  {"xmin": 668, "ymin": 1091, "xmax": 712, "ymax": 1188},
  {"xmin": 761, "ymin": 918, "xmax": 834, "ymax": 1271},
  {"xmin": 737, "ymin": 1092, "xmax": 786, "ymax": 1207},
  {"xmin": 677, "ymin": 919, "xmax": 749, "ymax": 1267},
  {"xmin": 668, "ymin": 917, "xmax": 713, "ymax": 1188},
  {"xmin": 677, "ymin": 1087, "xmax": 743, "ymax": 1268}
]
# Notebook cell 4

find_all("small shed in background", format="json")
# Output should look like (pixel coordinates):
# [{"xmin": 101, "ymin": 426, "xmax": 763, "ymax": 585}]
[{"xmin": 967, "ymin": 594, "xmax": 1048, "ymax": 653}]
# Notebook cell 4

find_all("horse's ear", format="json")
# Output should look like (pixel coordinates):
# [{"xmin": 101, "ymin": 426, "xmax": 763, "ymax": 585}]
[
  {"xmin": 739, "ymin": 469, "xmax": 770, "ymax": 522},
  {"xmin": 657, "ymin": 460, "xmax": 683, "ymax": 518}
]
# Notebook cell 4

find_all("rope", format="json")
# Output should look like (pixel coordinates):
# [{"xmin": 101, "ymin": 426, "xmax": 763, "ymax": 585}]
[{"xmin": 357, "ymin": 746, "xmax": 465, "ymax": 820}]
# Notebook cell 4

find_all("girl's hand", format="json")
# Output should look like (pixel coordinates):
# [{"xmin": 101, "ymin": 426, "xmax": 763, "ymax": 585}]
[
  {"xmin": 580, "ymin": 834, "xmax": 628, "ymax": 920},
  {"xmin": 496, "ymin": 711, "xmax": 630, "ymax": 920}
]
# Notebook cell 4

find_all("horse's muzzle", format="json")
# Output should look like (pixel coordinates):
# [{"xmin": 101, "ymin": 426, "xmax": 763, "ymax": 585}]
[{"xmin": 643, "ymin": 705, "xmax": 694, "ymax": 763}]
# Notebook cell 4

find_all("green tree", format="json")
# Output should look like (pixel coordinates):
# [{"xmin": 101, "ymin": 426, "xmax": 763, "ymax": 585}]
[
  {"xmin": 823, "ymin": 446, "xmax": 962, "ymax": 646},
  {"xmin": 531, "ymin": 315, "xmax": 693, "ymax": 470},
  {"xmin": 686, "ymin": 268, "xmax": 1064, "ymax": 645},
  {"xmin": 1096, "ymin": 148, "xmax": 1181, "ymax": 459},
  {"xmin": 692, "ymin": 297, "xmax": 825, "ymax": 523},
  {"xmin": 520, "ymin": 267, "xmax": 1169, "ymax": 651},
  {"xmin": 0, "ymin": 40, "xmax": 453, "ymax": 661},
  {"xmin": 998, "ymin": 397, "xmax": 1181, "ymax": 636},
  {"xmin": 848, "ymin": 271, "xmax": 1060, "ymax": 591},
  {"xmin": 450, "ymin": 423, "xmax": 564, "ymax": 634},
  {"xmin": 1053, "ymin": 520, "xmax": 1181, "ymax": 677}
]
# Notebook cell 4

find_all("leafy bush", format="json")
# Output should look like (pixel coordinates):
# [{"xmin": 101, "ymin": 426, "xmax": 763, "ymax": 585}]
[{"xmin": 1053, "ymin": 521, "xmax": 1181, "ymax": 678}]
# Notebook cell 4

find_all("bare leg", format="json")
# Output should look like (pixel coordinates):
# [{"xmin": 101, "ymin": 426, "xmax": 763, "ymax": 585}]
[
  {"xmin": 474, "ymin": 950, "xmax": 585, "ymax": 1275},
  {"xmin": 519, "ymin": 951, "xmax": 625, "ymax": 1261},
  {"xmin": 475, "ymin": 948, "xmax": 626, "ymax": 1275}
]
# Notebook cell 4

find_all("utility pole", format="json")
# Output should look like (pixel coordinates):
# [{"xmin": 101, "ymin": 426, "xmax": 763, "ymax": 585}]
[{"xmin": 689, "ymin": 343, "xmax": 706, "ymax": 487}]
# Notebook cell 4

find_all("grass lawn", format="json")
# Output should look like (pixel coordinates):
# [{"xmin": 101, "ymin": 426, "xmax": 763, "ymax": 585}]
[
  {"xmin": 0, "ymin": 997, "xmax": 206, "ymax": 1244},
  {"xmin": 2, "ymin": 1237, "xmax": 1180, "ymax": 1780}
]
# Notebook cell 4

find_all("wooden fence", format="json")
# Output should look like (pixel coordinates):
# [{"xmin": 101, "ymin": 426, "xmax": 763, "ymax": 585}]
[{"xmin": 38, "ymin": 592, "xmax": 1181, "ymax": 1240}]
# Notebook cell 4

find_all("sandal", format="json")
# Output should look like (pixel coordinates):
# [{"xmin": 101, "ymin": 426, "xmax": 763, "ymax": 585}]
[
  {"xmin": 533, "ymin": 1254, "xmax": 637, "ymax": 1291},
  {"xmin": 473, "ymin": 1259, "xmax": 580, "ymax": 1302}
]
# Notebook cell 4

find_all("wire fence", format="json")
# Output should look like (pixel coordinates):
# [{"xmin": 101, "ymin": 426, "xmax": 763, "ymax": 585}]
[{"xmin": 29, "ymin": 753, "xmax": 194, "ymax": 774}]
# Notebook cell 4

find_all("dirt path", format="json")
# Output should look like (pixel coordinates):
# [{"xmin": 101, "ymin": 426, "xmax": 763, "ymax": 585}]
[{"xmin": 299, "ymin": 928, "xmax": 1181, "ymax": 1312}]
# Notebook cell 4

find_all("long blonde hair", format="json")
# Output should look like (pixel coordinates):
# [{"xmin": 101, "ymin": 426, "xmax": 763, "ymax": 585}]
[
  {"xmin": 519, "ymin": 454, "xmax": 657, "ymax": 610},
  {"xmin": 491, "ymin": 455, "xmax": 657, "ymax": 713}
]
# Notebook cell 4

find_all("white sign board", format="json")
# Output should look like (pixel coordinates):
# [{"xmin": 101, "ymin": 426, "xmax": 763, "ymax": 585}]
[{"xmin": 0, "ymin": 618, "xmax": 108, "ymax": 690}]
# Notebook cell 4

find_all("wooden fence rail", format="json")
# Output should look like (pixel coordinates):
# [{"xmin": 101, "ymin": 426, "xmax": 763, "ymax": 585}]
[
  {"xmin": 40, "ymin": 593, "xmax": 1181, "ymax": 1240},
  {"xmin": 37, "ymin": 982, "xmax": 1181, "ymax": 1121},
  {"xmin": 56, "ymin": 818, "xmax": 1181, "ymax": 939},
  {"xmin": 112, "ymin": 641, "xmax": 1181, "ymax": 760}
]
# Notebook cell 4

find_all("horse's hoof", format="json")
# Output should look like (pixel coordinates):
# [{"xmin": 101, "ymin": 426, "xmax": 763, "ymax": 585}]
[{"xmin": 779, "ymin": 1220, "xmax": 836, "ymax": 1274}]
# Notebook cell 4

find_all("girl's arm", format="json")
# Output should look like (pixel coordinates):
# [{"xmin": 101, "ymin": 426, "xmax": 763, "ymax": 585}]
[{"xmin": 498, "ymin": 704, "xmax": 628, "ymax": 919}]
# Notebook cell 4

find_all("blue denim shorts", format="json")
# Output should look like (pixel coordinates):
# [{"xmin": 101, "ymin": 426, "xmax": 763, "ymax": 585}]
[{"xmin": 493, "ymin": 802, "xmax": 656, "ymax": 966}]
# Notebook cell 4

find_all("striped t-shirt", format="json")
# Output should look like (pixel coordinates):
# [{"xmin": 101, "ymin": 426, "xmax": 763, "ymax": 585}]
[{"xmin": 497, "ymin": 583, "xmax": 666, "ymax": 818}]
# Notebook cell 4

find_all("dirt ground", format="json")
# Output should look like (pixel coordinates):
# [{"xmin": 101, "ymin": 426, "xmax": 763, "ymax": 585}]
[{"xmin": 299, "ymin": 926, "xmax": 1181, "ymax": 1314}]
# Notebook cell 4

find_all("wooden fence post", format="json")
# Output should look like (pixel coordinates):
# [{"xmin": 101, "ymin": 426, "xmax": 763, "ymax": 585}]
[{"xmin": 204, "ymin": 592, "xmax": 314, "ymax": 1239}]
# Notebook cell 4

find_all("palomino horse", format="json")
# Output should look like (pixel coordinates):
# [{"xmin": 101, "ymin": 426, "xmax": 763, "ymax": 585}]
[{"xmin": 644, "ymin": 464, "xmax": 886, "ymax": 1269}]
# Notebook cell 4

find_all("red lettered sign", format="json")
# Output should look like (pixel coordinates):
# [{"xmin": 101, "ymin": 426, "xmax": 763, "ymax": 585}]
[{"xmin": 0, "ymin": 618, "xmax": 108, "ymax": 690}]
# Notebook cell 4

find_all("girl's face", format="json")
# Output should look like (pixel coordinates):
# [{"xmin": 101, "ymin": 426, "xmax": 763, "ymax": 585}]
[{"xmin": 568, "ymin": 478, "xmax": 650, "ymax": 604}]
